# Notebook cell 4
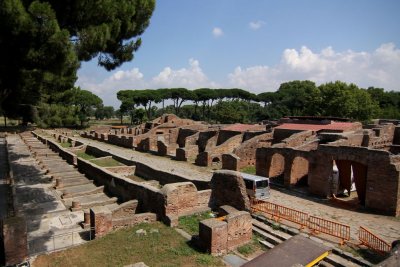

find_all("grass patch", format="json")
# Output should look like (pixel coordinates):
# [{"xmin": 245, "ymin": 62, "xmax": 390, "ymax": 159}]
[
  {"xmin": 241, "ymin": 165, "xmax": 256, "ymax": 175},
  {"xmin": 90, "ymin": 157, "xmax": 124, "ymax": 167},
  {"xmin": 76, "ymin": 151, "xmax": 97, "ymax": 160},
  {"xmin": 32, "ymin": 222, "xmax": 224, "ymax": 267},
  {"xmin": 178, "ymin": 212, "xmax": 215, "ymax": 236},
  {"xmin": 237, "ymin": 233, "xmax": 268, "ymax": 257},
  {"xmin": 60, "ymin": 142, "xmax": 71, "ymax": 148}
]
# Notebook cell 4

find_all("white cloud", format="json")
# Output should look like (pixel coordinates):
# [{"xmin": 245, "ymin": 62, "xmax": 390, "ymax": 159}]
[
  {"xmin": 228, "ymin": 43, "xmax": 400, "ymax": 93},
  {"xmin": 77, "ymin": 43, "xmax": 400, "ymax": 107},
  {"xmin": 212, "ymin": 27, "xmax": 223, "ymax": 37},
  {"xmin": 249, "ymin": 20, "xmax": 265, "ymax": 30},
  {"xmin": 152, "ymin": 58, "xmax": 218, "ymax": 89},
  {"xmin": 77, "ymin": 59, "xmax": 218, "ymax": 107}
]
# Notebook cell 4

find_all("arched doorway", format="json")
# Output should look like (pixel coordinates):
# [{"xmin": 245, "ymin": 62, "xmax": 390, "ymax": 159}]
[{"xmin": 332, "ymin": 160, "xmax": 367, "ymax": 205}]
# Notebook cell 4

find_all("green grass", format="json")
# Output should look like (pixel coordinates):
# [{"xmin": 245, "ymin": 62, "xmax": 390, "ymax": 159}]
[
  {"xmin": 90, "ymin": 157, "xmax": 124, "ymax": 167},
  {"xmin": 0, "ymin": 116, "xmax": 19, "ymax": 127},
  {"xmin": 237, "ymin": 233, "xmax": 267, "ymax": 257},
  {"xmin": 32, "ymin": 222, "xmax": 224, "ymax": 267},
  {"xmin": 60, "ymin": 142, "xmax": 72, "ymax": 148},
  {"xmin": 241, "ymin": 165, "xmax": 256, "ymax": 175},
  {"xmin": 76, "ymin": 151, "xmax": 97, "ymax": 160},
  {"xmin": 178, "ymin": 212, "xmax": 215, "ymax": 236}
]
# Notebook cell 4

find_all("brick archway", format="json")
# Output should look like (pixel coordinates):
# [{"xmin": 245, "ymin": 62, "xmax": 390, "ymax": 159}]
[{"xmin": 334, "ymin": 159, "xmax": 367, "ymax": 205}]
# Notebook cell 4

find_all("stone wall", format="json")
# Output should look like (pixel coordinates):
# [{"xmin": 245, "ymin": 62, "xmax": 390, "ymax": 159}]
[
  {"xmin": 134, "ymin": 161, "xmax": 209, "ymax": 190},
  {"xmin": 161, "ymin": 182, "xmax": 211, "ymax": 226},
  {"xmin": 199, "ymin": 209, "xmax": 252, "ymax": 255},
  {"xmin": 308, "ymin": 145, "xmax": 400, "ymax": 216},
  {"xmin": 210, "ymin": 170, "xmax": 250, "ymax": 211},
  {"xmin": 273, "ymin": 128, "xmax": 303, "ymax": 143},
  {"xmin": 222, "ymin": 153, "xmax": 240, "ymax": 171},
  {"xmin": 230, "ymin": 132, "xmax": 273, "ymax": 170}
]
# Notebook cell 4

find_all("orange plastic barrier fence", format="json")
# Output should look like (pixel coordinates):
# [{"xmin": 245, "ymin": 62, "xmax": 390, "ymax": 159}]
[
  {"xmin": 308, "ymin": 215, "xmax": 350, "ymax": 244},
  {"xmin": 251, "ymin": 199, "xmax": 309, "ymax": 228},
  {"xmin": 359, "ymin": 226, "xmax": 391, "ymax": 254}
]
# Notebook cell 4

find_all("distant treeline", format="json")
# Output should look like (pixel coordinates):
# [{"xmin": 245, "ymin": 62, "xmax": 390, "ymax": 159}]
[
  {"xmin": 117, "ymin": 80, "xmax": 400, "ymax": 124},
  {"xmin": 2, "ymin": 80, "xmax": 399, "ymax": 127}
]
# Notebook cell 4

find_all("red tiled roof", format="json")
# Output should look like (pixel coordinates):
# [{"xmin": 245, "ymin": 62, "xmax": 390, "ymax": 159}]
[
  {"xmin": 222, "ymin": 124, "xmax": 259, "ymax": 132},
  {"xmin": 275, "ymin": 122, "xmax": 356, "ymax": 132}
]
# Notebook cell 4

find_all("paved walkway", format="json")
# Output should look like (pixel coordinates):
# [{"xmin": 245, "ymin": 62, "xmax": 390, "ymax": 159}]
[
  {"xmin": 70, "ymin": 135, "xmax": 213, "ymax": 182},
  {"xmin": 268, "ymin": 187, "xmax": 400, "ymax": 243}
]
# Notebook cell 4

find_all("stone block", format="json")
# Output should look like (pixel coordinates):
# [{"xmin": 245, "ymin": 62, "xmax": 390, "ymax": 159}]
[
  {"xmin": 199, "ymin": 218, "xmax": 227, "ymax": 256},
  {"xmin": 226, "ymin": 211, "xmax": 252, "ymax": 250},
  {"xmin": 90, "ymin": 206, "xmax": 112, "ymax": 238}
]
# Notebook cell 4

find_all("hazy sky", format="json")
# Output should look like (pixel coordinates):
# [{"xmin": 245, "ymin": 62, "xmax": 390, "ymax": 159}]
[{"xmin": 76, "ymin": 0, "xmax": 400, "ymax": 107}]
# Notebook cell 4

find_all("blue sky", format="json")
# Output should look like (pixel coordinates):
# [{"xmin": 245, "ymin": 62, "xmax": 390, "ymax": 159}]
[{"xmin": 77, "ymin": 0, "xmax": 400, "ymax": 107}]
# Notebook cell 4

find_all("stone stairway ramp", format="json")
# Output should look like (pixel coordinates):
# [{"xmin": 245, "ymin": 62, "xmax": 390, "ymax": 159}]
[
  {"xmin": 58, "ymin": 177, "xmax": 93, "ymax": 188},
  {"xmin": 64, "ymin": 193, "xmax": 118, "ymax": 211},
  {"xmin": 252, "ymin": 217, "xmax": 371, "ymax": 267},
  {"xmin": 60, "ymin": 184, "xmax": 105, "ymax": 199}
]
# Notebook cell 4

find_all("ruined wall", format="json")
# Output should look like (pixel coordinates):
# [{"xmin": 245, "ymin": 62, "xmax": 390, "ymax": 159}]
[
  {"xmin": 177, "ymin": 127, "xmax": 202, "ymax": 147},
  {"xmin": 77, "ymin": 158, "xmax": 165, "ymax": 215},
  {"xmin": 222, "ymin": 153, "xmax": 240, "ymax": 171},
  {"xmin": 231, "ymin": 132, "xmax": 273, "ymax": 170},
  {"xmin": 273, "ymin": 128, "xmax": 303, "ymax": 143},
  {"xmin": 162, "ymin": 182, "xmax": 211, "ymax": 224},
  {"xmin": 394, "ymin": 126, "xmax": 400, "ymax": 145},
  {"xmin": 107, "ymin": 134, "xmax": 135, "ymax": 148},
  {"xmin": 198, "ymin": 131, "xmax": 218, "ymax": 152},
  {"xmin": 210, "ymin": 170, "xmax": 250, "ymax": 211},
  {"xmin": 216, "ymin": 130, "xmax": 242, "ymax": 146},
  {"xmin": 199, "ymin": 210, "xmax": 252, "ymax": 255},
  {"xmin": 134, "ymin": 161, "xmax": 209, "ymax": 190},
  {"xmin": 280, "ymin": 130, "xmax": 313, "ymax": 147},
  {"xmin": 308, "ymin": 145, "xmax": 400, "ymax": 216}
]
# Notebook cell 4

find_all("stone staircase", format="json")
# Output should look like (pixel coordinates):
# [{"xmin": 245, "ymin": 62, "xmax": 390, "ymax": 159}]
[
  {"xmin": 23, "ymin": 134, "xmax": 118, "ymax": 212},
  {"xmin": 252, "ymin": 216, "xmax": 373, "ymax": 267}
]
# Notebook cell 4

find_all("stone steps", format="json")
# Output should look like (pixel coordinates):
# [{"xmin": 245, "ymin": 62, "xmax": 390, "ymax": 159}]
[
  {"xmin": 251, "ymin": 217, "xmax": 371, "ymax": 267},
  {"xmin": 66, "ymin": 193, "xmax": 118, "ymax": 211},
  {"xmin": 252, "ymin": 219, "xmax": 292, "ymax": 241},
  {"xmin": 60, "ymin": 178, "xmax": 93, "ymax": 188},
  {"xmin": 252, "ymin": 226, "xmax": 283, "ymax": 246},
  {"xmin": 61, "ymin": 185, "xmax": 104, "ymax": 199}
]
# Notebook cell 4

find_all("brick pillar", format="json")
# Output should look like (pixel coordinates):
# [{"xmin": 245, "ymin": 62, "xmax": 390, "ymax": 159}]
[
  {"xmin": 2, "ymin": 217, "xmax": 28, "ymax": 266},
  {"xmin": 199, "ymin": 218, "xmax": 227, "ymax": 256},
  {"xmin": 90, "ymin": 206, "xmax": 112, "ymax": 238},
  {"xmin": 226, "ymin": 211, "xmax": 252, "ymax": 250}
]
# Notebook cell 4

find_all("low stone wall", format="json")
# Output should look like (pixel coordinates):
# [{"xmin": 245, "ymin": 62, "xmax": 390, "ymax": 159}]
[
  {"xmin": 112, "ymin": 212, "xmax": 157, "ymax": 229},
  {"xmin": 77, "ymin": 157, "xmax": 164, "ymax": 214},
  {"xmin": 85, "ymin": 145, "xmax": 134, "ymax": 166},
  {"xmin": 107, "ymin": 134, "xmax": 135, "ymax": 148},
  {"xmin": 199, "ymin": 210, "xmax": 252, "ymax": 255},
  {"xmin": 134, "ymin": 161, "xmax": 209, "ymax": 190}
]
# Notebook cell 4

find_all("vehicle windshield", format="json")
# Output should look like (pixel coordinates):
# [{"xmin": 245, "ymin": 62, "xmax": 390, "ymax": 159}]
[{"xmin": 256, "ymin": 180, "xmax": 268, "ymax": 189}]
